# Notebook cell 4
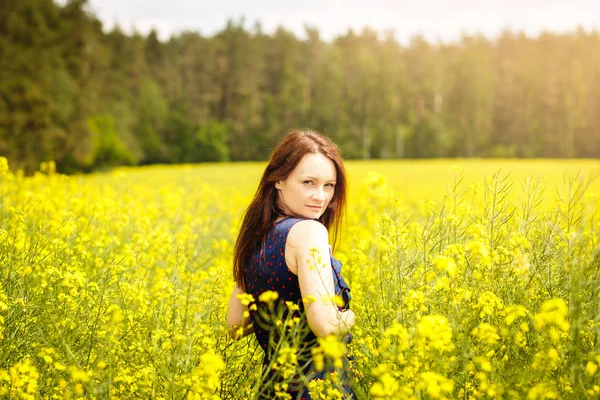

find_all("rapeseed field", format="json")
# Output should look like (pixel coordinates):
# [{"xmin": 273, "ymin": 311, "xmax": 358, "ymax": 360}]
[{"xmin": 1, "ymin": 157, "xmax": 599, "ymax": 399}]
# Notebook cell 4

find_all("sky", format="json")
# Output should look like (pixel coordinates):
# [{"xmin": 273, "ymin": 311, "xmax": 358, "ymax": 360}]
[{"xmin": 83, "ymin": 0, "xmax": 600, "ymax": 44}]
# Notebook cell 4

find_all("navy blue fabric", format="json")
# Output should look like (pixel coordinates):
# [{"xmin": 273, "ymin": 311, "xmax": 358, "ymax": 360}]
[{"xmin": 243, "ymin": 217, "xmax": 355, "ymax": 399}]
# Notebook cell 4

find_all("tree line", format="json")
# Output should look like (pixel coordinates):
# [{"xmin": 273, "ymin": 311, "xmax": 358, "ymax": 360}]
[{"xmin": 1, "ymin": 0, "xmax": 599, "ymax": 173}]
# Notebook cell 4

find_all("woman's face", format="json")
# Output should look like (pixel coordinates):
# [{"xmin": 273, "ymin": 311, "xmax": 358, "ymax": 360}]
[{"xmin": 275, "ymin": 152, "xmax": 337, "ymax": 219}]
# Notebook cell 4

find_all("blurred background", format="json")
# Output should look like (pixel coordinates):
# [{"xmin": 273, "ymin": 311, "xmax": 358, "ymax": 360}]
[{"xmin": 1, "ymin": 0, "xmax": 599, "ymax": 174}]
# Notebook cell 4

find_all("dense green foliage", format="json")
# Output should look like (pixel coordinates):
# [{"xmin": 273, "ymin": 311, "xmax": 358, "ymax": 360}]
[{"xmin": 1, "ymin": 0, "xmax": 599, "ymax": 173}]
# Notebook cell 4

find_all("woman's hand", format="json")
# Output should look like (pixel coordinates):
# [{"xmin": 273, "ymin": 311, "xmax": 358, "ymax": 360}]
[{"xmin": 226, "ymin": 284, "xmax": 254, "ymax": 340}]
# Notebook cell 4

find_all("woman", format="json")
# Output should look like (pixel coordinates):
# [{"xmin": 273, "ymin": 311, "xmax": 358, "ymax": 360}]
[{"xmin": 226, "ymin": 129, "xmax": 356, "ymax": 399}]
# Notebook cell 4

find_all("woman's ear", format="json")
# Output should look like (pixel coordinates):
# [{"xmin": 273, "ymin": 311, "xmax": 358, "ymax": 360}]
[{"xmin": 275, "ymin": 181, "xmax": 282, "ymax": 190}]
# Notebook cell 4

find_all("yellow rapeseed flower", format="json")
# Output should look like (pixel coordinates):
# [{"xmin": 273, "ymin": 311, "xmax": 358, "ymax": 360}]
[
  {"xmin": 0, "ymin": 157, "xmax": 9, "ymax": 174},
  {"xmin": 416, "ymin": 315, "xmax": 454, "ymax": 353},
  {"xmin": 527, "ymin": 382, "xmax": 558, "ymax": 399},
  {"xmin": 9, "ymin": 358, "xmax": 39, "ymax": 398},
  {"xmin": 474, "ymin": 291, "xmax": 504, "ymax": 318},
  {"xmin": 585, "ymin": 361, "xmax": 598, "ymax": 377},
  {"xmin": 236, "ymin": 293, "xmax": 255, "ymax": 306},
  {"xmin": 317, "ymin": 335, "xmax": 347, "ymax": 369},
  {"xmin": 504, "ymin": 305, "xmax": 528, "ymax": 325},
  {"xmin": 370, "ymin": 372, "xmax": 400, "ymax": 399},
  {"xmin": 258, "ymin": 290, "xmax": 279, "ymax": 303},
  {"xmin": 69, "ymin": 366, "xmax": 90, "ymax": 383},
  {"xmin": 433, "ymin": 255, "xmax": 457, "ymax": 278},
  {"xmin": 533, "ymin": 298, "xmax": 569, "ymax": 332},
  {"xmin": 417, "ymin": 371, "xmax": 454, "ymax": 399},
  {"xmin": 472, "ymin": 323, "xmax": 500, "ymax": 346}
]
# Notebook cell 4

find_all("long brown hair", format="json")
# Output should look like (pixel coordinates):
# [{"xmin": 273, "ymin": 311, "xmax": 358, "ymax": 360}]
[{"xmin": 233, "ymin": 129, "xmax": 347, "ymax": 290}]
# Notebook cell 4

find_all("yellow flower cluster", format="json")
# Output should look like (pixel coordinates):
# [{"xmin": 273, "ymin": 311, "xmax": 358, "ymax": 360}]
[
  {"xmin": 307, "ymin": 377, "xmax": 344, "ymax": 400},
  {"xmin": 1, "ymin": 160, "xmax": 599, "ymax": 398},
  {"xmin": 0, "ymin": 358, "xmax": 39, "ymax": 399},
  {"xmin": 258, "ymin": 290, "xmax": 279, "ymax": 303},
  {"xmin": 415, "ymin": 315, "xmax": 454, "ymax": 353},
  {"xmin": 534, "ymin": 298, "xmax": 569, "ymax": 333},
  {"xmin": 312, "ymin": 336, "xmax": 347, "ymax": 371}
]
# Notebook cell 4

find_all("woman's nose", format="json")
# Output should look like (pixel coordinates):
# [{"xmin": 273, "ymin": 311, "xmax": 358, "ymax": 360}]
[{"xmin": 312, "ymin": 187, "xmax": 325, "ymax": 201}]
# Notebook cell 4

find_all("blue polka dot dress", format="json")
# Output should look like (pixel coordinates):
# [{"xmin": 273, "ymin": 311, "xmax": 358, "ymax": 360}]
[{"xmin": 243, "ymin": 217, "xmax": 355, "ymax": 399}]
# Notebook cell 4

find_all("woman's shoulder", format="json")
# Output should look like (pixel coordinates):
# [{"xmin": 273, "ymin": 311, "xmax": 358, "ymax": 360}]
[{"xmin": 287, "ymin": 218, "xmax": 328, "ymax": 244}]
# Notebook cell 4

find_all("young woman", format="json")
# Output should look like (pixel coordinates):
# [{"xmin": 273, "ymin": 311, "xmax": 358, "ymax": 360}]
[{"xmin": 226, "ymin": 129, "xmax": 356, "ymax": 399}]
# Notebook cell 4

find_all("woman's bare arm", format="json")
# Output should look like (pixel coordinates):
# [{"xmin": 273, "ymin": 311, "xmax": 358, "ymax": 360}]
[
  {"xmin": 226, "ymin": 284, "xmax": 254, "ymax": 340},
  {"xmin": 288, "ymin": 220, "xmax": 355, "ymax": 338}
]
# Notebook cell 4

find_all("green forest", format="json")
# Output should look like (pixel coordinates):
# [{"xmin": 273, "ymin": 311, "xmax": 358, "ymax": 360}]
[{"xmin": 1, "ymin": 0, "xmax": 599, "ymax": 173}]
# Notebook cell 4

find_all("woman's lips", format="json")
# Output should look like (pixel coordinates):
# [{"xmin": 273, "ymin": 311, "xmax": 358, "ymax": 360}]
[{"xmin": 307, "ymin": 205, "xmax": 322, "ymax": 211}]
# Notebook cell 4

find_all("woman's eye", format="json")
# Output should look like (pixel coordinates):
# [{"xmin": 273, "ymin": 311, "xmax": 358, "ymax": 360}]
[
  {"xmin": 325, "ymin": 183, "xmax": 335, "ymax": 188},
  {"xmin": 303, "ymin": 180, "xmax": 313, "ymax": 185}
]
